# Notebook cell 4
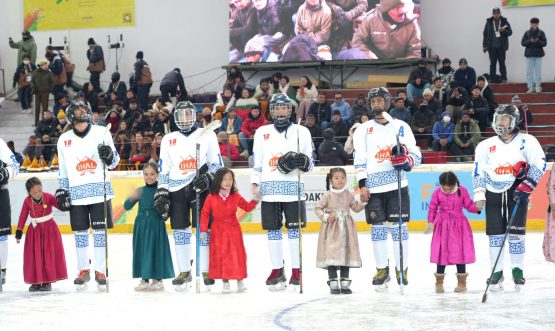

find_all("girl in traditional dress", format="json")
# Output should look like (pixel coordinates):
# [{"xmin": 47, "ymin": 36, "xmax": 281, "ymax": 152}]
[{"xmin": 16, "ymin": 177, "xmax": 67, "ymax": 292}]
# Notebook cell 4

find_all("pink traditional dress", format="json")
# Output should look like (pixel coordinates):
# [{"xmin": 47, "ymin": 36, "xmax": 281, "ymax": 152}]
[
  {"xmin": 17, "ymin": 193, "xmax": 67, "ymax": 284},
  {"xmin": 544, "ymin": 163, "xmax": 555, "ymax": 262},
  {"xmin": 428, "ymin": 185, "xmax": 479, "ymax": 265}
]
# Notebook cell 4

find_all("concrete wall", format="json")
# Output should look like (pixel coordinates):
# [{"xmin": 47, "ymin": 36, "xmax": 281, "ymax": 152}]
[{"xmin": 1, "ymin": 0, "xmax": 554, "ymax": 94}]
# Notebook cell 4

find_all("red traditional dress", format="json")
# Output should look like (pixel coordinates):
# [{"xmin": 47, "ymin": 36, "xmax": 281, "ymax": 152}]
[
  {"xmin": 17, "ymin": 193, "xmax": 67, "ymax": 284},
  {"xmin": 200, "ymin": 192, "xmax": 257, "ymax": 280}
]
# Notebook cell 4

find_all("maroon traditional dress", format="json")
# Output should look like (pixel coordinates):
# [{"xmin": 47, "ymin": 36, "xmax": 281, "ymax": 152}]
[{"xmin": 17, "ymin": 193, "xmax": 67, "ymax": 284}]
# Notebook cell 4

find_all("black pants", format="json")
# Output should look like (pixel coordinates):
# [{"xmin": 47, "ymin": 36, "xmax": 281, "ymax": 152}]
[
  {"xmin": 437, "ymin": 264, "xmax": 466, "ymax": 274},
  {"xmin": 90, "ymin": 72, "xmax": 102, "ymax": 93},
  {"xmin": 18, "ymin": 86, "xmax": 32, "ymax": 109},
  {"xmin": 137, "ymin": 84, "xmax": 152, "ymax": 110},
  {"xmin": 450, "ymin": 143, "xmax": 475, "ymax": 158},
  {"xmin": 432, "ymin": 140, "xmax": 451, "ymax": 152},
  {"xmin": 53, "ymin": 84, "xmax": 65, "ymax": 97},
  {"xmin": 328, "ymin": 266, "xmax": 349, "ymax": 279},
  {"xmin": 489, "ymin": 47, "xmax": 507, "ymax": 81},
  {"xmin": 160, "ymin": 85, "xmax": 177, "ymax": 103},
  {"xmin": 0, "ymin": 189, "xmax": 12, "ymax": 236},
  {"xmin": 69, "ymin": 201, "xmax": 113, "ymax": 231}
]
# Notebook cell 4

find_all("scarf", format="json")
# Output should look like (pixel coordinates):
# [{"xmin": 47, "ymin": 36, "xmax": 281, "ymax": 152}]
[
  {"xmin": 219, "ymin": 188, "xmax": 231, "ymax": 200},
  {"xmin": 440, "ymin": 184, "xmax": 458, "ymax": 195},
  {"xmin": 330, "ymin": 186, "xmax": 346, "ymax": 193}
]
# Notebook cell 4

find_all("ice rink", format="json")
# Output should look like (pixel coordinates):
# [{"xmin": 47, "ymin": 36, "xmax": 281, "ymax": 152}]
[{"xmin": 1, "ymin": 231, "xmax": 554, "ymax": 331}]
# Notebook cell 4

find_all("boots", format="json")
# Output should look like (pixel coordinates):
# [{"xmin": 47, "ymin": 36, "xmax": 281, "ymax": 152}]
[
  {"xmin": 434, "ymin": 273, "xmax": 445, "ymax": 293},
  {"xmin": 327, "ymin": 278, "xmax": 340, "ymax": 294},
  {"xmin": 454, "ymin": 273, "xmax": 468, "ymax": 293}
]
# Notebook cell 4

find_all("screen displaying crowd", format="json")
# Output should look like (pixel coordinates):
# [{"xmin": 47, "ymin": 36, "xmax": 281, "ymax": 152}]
[{"xmin": 229, "ymin": 0, "xmax": 422, "ymax": 64}]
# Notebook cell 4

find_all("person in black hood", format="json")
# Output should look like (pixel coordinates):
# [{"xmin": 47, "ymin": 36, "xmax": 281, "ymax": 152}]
[
  {"xmin": 318, "ymin": 128, "xmax": 348, "ymax": 166},
  {"xmin": 304, "ymin": 113, "xmax": 323, "ymax": 151},
  {"xmin": 105, "ymin": 71, "xmax": 127, "ymax": 107},
  {"xmin": 328, "ymin": 110, "xmax": 349, "ymax": 144},
  {"xmin": 86, "ymin": 38, "xmax": 104, "ymax": 93},
  {"xmin": 482, "ymin": 7, "xmax": 512, "ymax": 83}
]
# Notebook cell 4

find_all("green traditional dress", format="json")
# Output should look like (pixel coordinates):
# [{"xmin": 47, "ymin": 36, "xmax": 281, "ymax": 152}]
[{"xmin": 124, "ymin": 182, "xmax": 175, "ymax": 280}]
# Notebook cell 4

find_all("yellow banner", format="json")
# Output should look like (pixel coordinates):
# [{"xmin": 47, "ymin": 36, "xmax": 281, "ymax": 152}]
[
  {"xmin": 23, "ymin": 0, "xmax": 135, "ymax": 31},
  {"xmin": 503, "ymin": 0, "xmax": 555, "ymax": 7}
]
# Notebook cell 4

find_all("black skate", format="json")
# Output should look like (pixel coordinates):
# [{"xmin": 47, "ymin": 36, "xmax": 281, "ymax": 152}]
[
  {"xmin": 74, "ymin": 269, "xmax": 91, "ymax": 291},
  {"xmin": 372, "ymin": 267, "xmax": 390, "ymax": 292},
  {"xmin": 266, "ymin": 267, "xmax": 287, "ymax": 291},
  {"xmin": 328, "ymin": 279, "xmax": 340, "ymax": 295},
  {"xmin": 172, "ymin": 271, "xmax": 192, "ymax": 291},
  {"xmin": 1, "ymin": 269, "xmax": 6, "ymax": 285},
  {"xmin": 395, "ymin": 268, "xmax": 409, "ymax": 286},
  {"xmin": 487, "ymin": 271, "xmax": 504, "ymax": 292},
  {"xmin": 512, "ymin": 268, "xmax": 525, "ymax": 291},
  {"xmin": 203, "ymin": 272, "xmax": 215, "ymax": 291},
  {"xmin": 95, "ymin": 271, "xmax": 107, "ymax": 291},
  {"xmin": 340, "ymin": 278, "xmax": 352, "ymax": 294}
]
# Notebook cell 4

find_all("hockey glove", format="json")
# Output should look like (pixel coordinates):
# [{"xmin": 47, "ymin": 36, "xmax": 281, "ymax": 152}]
[
  {"xmin": 296, "ymin": 153, "xmax": 311, "ymax": 172},
  {"xmin": 97, "ymin": 144, "xmax": 114, "ymax": 165},
  {"xmin": 391, "ymin": 144, "xmax": 413, "ymax": 172},
  {"xmin": 0, "ymin": 162, "xmax": 9, "ymax": 185},
  {"xmin": 15, "ymin": 229, "xmax": 23, "ymax": 240},
  {"xmin": 513, "ymin": 177, "xmax": 536, "ymax": 202},
  {"xmin": 153, "ymin": 188, "xmax": 170, "ymax": 220},
  {"xmin": 277, "ymin": 151, "xmax": 298, "ymax": 174},
  {"xmin": 512, "ymin": 161, "xmax": 529, "ymax": 180},
  {"xmin": 193, "ymin": 172, "xmax": 214, "ymax": 193},
  {"xmin": 55, "ymin": 189, "xmax": 71, "ymax": 212}
]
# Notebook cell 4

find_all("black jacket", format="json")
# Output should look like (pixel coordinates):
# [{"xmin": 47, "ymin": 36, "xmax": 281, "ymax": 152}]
[
  {"xmin": 230, "ymin": 3, "xmax": 257, "ymax": 51},
  {"xmin": 483, "ymin": 16, "xmax": 512, "ymax": 51},
  {"xmin": 160, "ymin": 70, "xmax": 187, "ymax": 100},
  {"xmin": 521, "ymin": 28, "xmax": 547, "ymax": 58},
  {"xmin": 256, "ymin": 0, "xmax": 280, "ymax": 36},
  {"xmin": 328, "ymin": 120, "xmax": 349, "ymax": 144},
  {"xmin": 308, "ymin": 102, "xmax": 332, "ymax": 125},
  {"xmin": 34, "ymin": 118, "xmax": 58, "ymax": 137},
  {"xmin": 408, "ymin": 67, "xmax": 433, "ymax": 87},
  {"xmin": 318, "ymin": 139, "xmax": 348, "ymax": 166}
]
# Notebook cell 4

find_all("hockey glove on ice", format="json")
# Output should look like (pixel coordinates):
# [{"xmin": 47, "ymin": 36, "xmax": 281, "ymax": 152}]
[
  {"xmin": 513, "ymin": 177, "xmax": 536, "ymax": 201},
  {"xmin": 277, "ymin": 151, "xmax": 298, "ymax": 174},
  {"xmin": 512, "ymin": 161, "xmax": 529, "ymax": 180},
  {"xmin": 193, "ymin": 172, "xmax": 214, "ymax": 193},
  {"xmin": 0, "ymin": 162, "xmax": 9, "ymax": 185},
  {"xmin": 153, "ymin": 188, "xmax": 170, "ymax": 220},
  {"xmin": 55, "ymin": 189, "xmax": 71, "ymax": 212},
  {"xmin": 391, "ymin": 144, "xmax": 413, "ymax": 172},
  {"xmin": 296, "ymin": 153, "xmax": 311, "ymax": 172},
  {"xmin": 97, "ymin": 144, "xmax": 114, "ymax": 165}
]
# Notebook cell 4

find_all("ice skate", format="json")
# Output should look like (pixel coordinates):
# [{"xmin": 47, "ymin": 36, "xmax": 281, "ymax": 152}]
[
  {"xmin": 95, "ymin": 271, "xmax": 107, "ymax": 291},
  {"xmin": 172, "ymin": 271, "xmax": 192, "ymax": 291},
  {"xmin": 222, "ymin": 280, "xmax": 231, "ymax": 294},
  {"xmin": 395, "ymin": 268, "xmax": 409, "ymax": 286},
  {"xmin": 512, "ymin": 268, "xmax": 525, "ymax": 291},
  {"xmin": 340, "ymin": 278, "xmax": 352, "ymax": 294},
  {"xmin": 134, "ymin": 279, "xmax": 149, "ymax": 291},
  {"xmin": 203, "ymin": 272, "xmax": 215, "ymax": 291},
  {"xmin": 487, "ymin": 271, "xmax": 504, "ymax": 292},
  {"xmin": 266, "ymin": 267, "xmax": 287, "ymax": 291},
  {"xmin": 328, "ymin": 279, "xmax": 340, "ymax": 294},
  {"xmin": 372, "ymin": 267, "xmax": 390, "ymax": 292},
  {"xmin": 289, "ymin": 268, "xmax": 301, "ymax": 291},
  {"xmin": 237, "ymin": 280, "xmax": 247, "ymax": 292},
  {"xmin": 74, "ymin": 269, "xmax": 91, "ymax": 291},
  {"xmin": 148, "ymin": 280, "xmax": 164, "ymax": 292}
]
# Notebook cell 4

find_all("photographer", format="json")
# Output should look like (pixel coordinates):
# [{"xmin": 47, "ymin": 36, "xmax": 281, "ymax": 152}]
[{"xmin": 521, "ymin": 17, "xmax": 547, "ymax": 93}]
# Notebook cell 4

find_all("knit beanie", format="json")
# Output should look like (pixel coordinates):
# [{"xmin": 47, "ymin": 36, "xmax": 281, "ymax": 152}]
[
  {"xmin": 57, "ymin": 110, "xmax": 66, "ymax": 120},
  {"xmin": 379, "ymin": 0, "xmax": 403, "ymax": 13},
  {"xmin": 511, "ymin": 95, "xmax": 521, "ymax": 104},
  {"xmin": 87, "ymin": 38, "xmax": 95, "ymax": 45},
  {"xmin": 136, "ymin": 51, "xmax": 144, "ymax": 59}
]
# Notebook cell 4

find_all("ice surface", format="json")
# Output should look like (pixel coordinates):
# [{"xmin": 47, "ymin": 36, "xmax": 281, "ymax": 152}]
[{"xmin": 1, "ymin": 232, "xmax": 555, "ymax": 331}]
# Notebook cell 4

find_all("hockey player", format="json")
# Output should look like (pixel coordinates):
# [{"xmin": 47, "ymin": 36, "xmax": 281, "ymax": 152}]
[
  {"xmin": 473, "ymin": 104, "xmax": 546, "ymax": 291},
  {"xmin": 56, "ymin": 101, "xmax": 119, "ymax": 290},
  {"xmin": 352, "ymin": 87, "xmax": 422, "ymax": 290},
  {"xmin": 0, "ymin": 138, "xmax": 20, "ymax": 287},
  {"xmin": 250, "ymin": 93, "xmax": 313, "ymax": 290},
  {"xmin": 154, "ymin": 101, "xmax": 222, "ymax": 290}
]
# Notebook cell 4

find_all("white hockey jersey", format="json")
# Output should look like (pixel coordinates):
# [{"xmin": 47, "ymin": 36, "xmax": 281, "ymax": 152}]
[
  {"xmin": 57, "ymin": 125, "xmax": 119, "ymax": 205},
  {"xmin": 0, "ymin": 138, "xmax": 19, "ymax": 189},
  {"xmin": 158, "ymin": 128, "xmax": 222, "ymax": 192},
  {"xmin": 473, "ymin": 133, "xmax": 546, "ymax": 201},
  {"xmin": 251, "ymin": 124, "xmax": 314, "ymax": 202},
  {"xmin": 353, "ymin": 119, "xmax": 422, "ymax": 194}
]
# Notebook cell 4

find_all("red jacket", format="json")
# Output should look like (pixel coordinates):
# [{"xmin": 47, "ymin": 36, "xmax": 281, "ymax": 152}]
[
  {"xmin": 218, "ymin": 142, "xmax": 240, "ymax": 161},
  {"xmin": 240, "ymin": 114, "xmax": 265, "ymax": 138}
]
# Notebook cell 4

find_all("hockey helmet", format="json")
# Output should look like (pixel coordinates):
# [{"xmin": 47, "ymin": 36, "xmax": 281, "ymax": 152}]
[
  {"xmin": 368, "ymin": 87, "xmax": 391, "ymax": 116},
  {"xmin": 174, "ymin": 101, "xmax": 197, "ymax": 132},
  {"xmin": 65, "ymin": 101, "xmax": 92, "ymax": 124},
  {"xmin": 492, "ymin": 104, "xmax": 520, "ymax": 136},
  {"xmin": 270, "ymin": 93, "xmax": 292, "ymax": 130}
]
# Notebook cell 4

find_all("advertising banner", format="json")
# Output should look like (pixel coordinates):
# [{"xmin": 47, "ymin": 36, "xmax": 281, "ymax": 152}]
[{"xmin": 503, "ymin": 0, "xmax": 555, "ymax": 7}]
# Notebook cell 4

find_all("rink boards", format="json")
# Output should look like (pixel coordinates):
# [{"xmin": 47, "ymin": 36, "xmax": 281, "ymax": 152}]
[{"xmin": 7, "ymin": 164, "xmax": 552, "ymax": 233}]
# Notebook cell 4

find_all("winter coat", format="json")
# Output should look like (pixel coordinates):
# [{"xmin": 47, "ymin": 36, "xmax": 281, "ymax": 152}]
[
  {"xmin": 49, "ymin": 53, "xmax": 67, "ymax": 86},
  {"xmin": 453, "ymin": 67, "xmax": 476, "ymax": 93},
  {"xmin": 160, "ymin": 70, "xmax": 187, "ymax": 100},
  {"xmin": 241, "ymin": 113, "xmax": 265, "ymax": 138},
  {"xmin": 31, "ymin": 68, "xmax": 54, "ymax": 94},
  {"xmin": 328, "ymin": 119, "xmax": 349, "ymax": 144},
  {"xmin": 200, "ymin": 193, "xmax": 257, "ymax": 280},
  {"xmin": 9, "ymin": 36, "xmax": 37, "ymax": 65},
  {"xmin": 544, "ymin": 163, "xmax": 555, "ymax": 262},
  {"xmin": 294, "ymin": 2, "xmax": 333, "ymax": 45},
  {"xmin": 214, "ymin": 92, "xmax": 236, "ymax": 114},
  {"xmin": 432, "ymin": 119, "xmax": 455, "ymax": 143},
  {"xmin": 411, "ymin": 108, "xmax": 435, "ymax": 131},
  {"xmin": 308, "ymin": 102, "xmax": 332, "ymax": 125},
  {"xmin": 256, "ymin": 0, "xmax": 280, "ymax": 36},
  {"xmin": 454, "ymin": 119, "xmax": 480, "ymax": 146},
  {"xmin": 13, "ymin": 63, "xmax": 37, "ymax": 88},
  {"xmin": 326, "ymin": 0, "xmax": 368, "ymax": 21},
  {"xmin": 437, "ymin": 66, "xmax": 455, "ymax": 90},
  {"xmin": 483, "ymin": 16, "xmax": 512, "ymax": 51},
  {"xmin": 318, "ymin": 139, "xmax": 348, "ymax": 166},
  {"xmin": 428, "ymin": 186, "xmax": 478, "ymax": 265},
  {"xmin": 352, "ymin": 104, "xmax": 369, "ymax": 120},
  {"xmin": 431, "ymin": 86, "xmax": 448, "ymax": 109},
  {"xmin": 352, "ymin": 8, "xmax": 421, "ymax": 59},
  {"xmin": 389, "ymin": 107, "xmax": 412, "ymax": 125},
  {"xmin": 219, "ymin": 142, "xmax": 240, "ymax": 161},
  {"xmin": 521, "ymin": 28, "xmax": 547, "ymax": 58},
  {"xmin": 464, "ymin": 96, "xmax": 489, "ymax": 114},
  {"xmin": 408, "ymin": 67, "xmax": 433, "ymax": 87},
  {"xmin": 479, "ymin": 81, "xmax": 496, "ymax": 114},
  {"xmin": 315, "ymin": 189, "xmax": 365, "ymax": 268},
  {"xmin": 331, "ymin": 101, "xmax": 352, "ymax": 123},
  {"xmin": 221, "ymin": 115, "xmax": 243, "ymax": 135},
  {"xmin": 426, "ymin": 97, "xmax": 443, "ymax": 119},
  {"xmin": 254, "ymin": 85, "xmax": 275, "ymax": 101},
  {"xmin": 134, "ymin": 59, "xmax": 152, "ymax": 86},
  {"xmin": 296, "ymin": 84, "xmax": 318, "ymax": 103},
  {"xmin": 86, "ymin": 44, "xmax": 105, "ymax": 73},
  {"xmin": 105, "ymin": 80, "xmax": 128, "ymax": 104},
  {"xmin": 35, "ymin": 118, "xmax": 58, "ymax": 138},
  {"xmin": 230, "ymin": 3, "xmax": 257, "ymax": 52}
]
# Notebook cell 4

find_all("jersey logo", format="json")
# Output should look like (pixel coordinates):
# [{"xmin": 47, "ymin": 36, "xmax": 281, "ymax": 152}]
[
  {"xmin": 489, "ymin": 146, "xmax": 496, "ymax": 153},
  {"xmin": 76, "ymin": 156, "xmax": 97, "ymax": 176},
  {"xmin": 64, "ymin": 140, "xmax": 72, "ymax": 147},
  {"xmin": 169, "ymin": 139, "xmax": 177, "ymax": 146},
  {"xmin": 398, "ymin": 126, "xmax": 405, "ymax": 137},
  {"xmin": 264, "ymin": 134, "xmax": 270, "ymax": 141},
  {"xmin": 269, "ymin": 152, "xmax": 283, "ymax": 171},
  {"xmin": 374, "ymin": 145, "xmax": 392, "ymax": 163},
  {"xmin": 520, "ymin": 139, "xmax": 525, "ymax": 151},
  {"xmin": 495, "ymin": 162, "xmax": 513, "ymax": 175},
  {"xmin": 367, "ymin": 127, "xmax": 374, "ymax": 134},
  {"xmin": 179, "ymin": 156, "xmax": 196, "ymax": 174}
]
